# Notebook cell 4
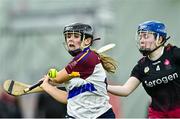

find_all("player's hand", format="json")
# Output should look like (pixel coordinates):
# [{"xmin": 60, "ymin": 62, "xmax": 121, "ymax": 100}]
[{"xmin": 39, "ymin": 75, "xmax": 51, "ymax": 89}]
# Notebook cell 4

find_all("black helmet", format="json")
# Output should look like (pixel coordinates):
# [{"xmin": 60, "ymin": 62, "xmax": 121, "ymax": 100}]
[
  {"xmin": 63, "ymin": 23, "xmax": 94, "ymax": 39},
  {"xmin": 63, "ymin": 23, "xmax": 95, "ymax": 57}
]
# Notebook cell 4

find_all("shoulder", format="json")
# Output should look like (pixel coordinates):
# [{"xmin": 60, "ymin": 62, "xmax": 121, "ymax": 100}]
[
  {"xmin": 73, "ymin": 49, "xmax": 99, "ymax": 64},
  {"xmin": 130, "ymin": 56, "xmax": 149, "ymax": 81},
  {"xmin": 164, "ymin": 43, "xmax": 180, "ymax": 54},
  {"xmin": 164, "ymin": 44, "xmax": 180, "ymax": 58},
  {"xmin": 137, "ymin": 56, "xmax": 147, "ymax": 64},
  {"xmin": 131, "ymin": 56, "xmax": 147, "ymax": 73},
  {"xmin": 165, "ymin": 44, "xmax": 180, "ymax": 62},
  {"xmin": 164, "ymin": 43, "xmax": 177, "ymax": 52},
  {"xmin": 65, "ymin": 49, "xmax": 100, "ymax": 73},
  {"xmin": 166, "ymin": 44, "xmax": 180, "ymax": 52}
]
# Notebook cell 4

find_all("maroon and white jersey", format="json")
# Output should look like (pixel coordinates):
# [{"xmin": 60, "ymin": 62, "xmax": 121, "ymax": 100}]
[{"xmin": 64, "ymin": 47, "xmax": 111, "ymax": 118}]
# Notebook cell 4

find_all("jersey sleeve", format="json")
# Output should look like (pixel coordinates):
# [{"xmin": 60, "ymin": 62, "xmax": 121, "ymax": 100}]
[
  {"xmin": 173, "ymin": 46, "xmax": 180, "ymax": 62},
  {"xmin": 65, "ymin": 50, "xmax": 100, "ymax": 79},
  {"xmin": 130, "ymin": 63, "xmax": 144, "ymax": 82}
]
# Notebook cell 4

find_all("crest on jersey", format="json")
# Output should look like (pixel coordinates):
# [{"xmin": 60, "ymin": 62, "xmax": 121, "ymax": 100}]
[
  {"xmin": 164, "ymin": 59, "xmax": 172, "ymax": 70},
  {"xmin": 156, "ymin": 65, "xmax": 160, "ymax": 71},
  {"xmin": 144, "ymin": 66, "xmax": 149, "ymax": 73},
  {"xmin": 164, "ymin": 59, "xmax": 170, "ymax": 65}
]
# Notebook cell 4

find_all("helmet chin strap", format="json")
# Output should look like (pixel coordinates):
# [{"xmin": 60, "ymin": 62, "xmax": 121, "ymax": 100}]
[
  {"xmin": 149, "ymin": 36, "xmax": 170, "ymax": 56},
  {"xmin": 62, "ymin": 41, "xmax": 83, "ymax": 57},
  {"xmin": 67, "ymin": 34, "xmax": 91, "ymax": 57},
  {"xmin": 80, "ymin": 36, "xmax": 91, "ymax": 51},
  {"xmin": 139, "ymin": 35, "xmax": 170, "ymax": 56},
  {"xmin": 139, "ymin": 42, "xmax": 164, "ymax": 56},
  {"xmin": 147, "ymin": 42, "xmax": 164, "ymax": 56},
  {"xmin": 68, "ymin": 49, "xmax": 82, "ymax": 57}
]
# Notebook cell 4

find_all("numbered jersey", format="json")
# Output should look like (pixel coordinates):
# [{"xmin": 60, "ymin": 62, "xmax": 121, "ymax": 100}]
[
  {"xmin": 131, "ymin": 44, "xmax": 180, "ymax": 111},
  {"xmin": 64, "ymin": 47, "xmax": 111, "ymax": 118}
]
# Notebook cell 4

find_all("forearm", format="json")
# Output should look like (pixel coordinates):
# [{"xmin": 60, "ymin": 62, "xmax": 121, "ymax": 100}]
[
  {"xmin": 107, "ymin": 77, "xmax": 140, "ymax": 97},
  {"xmin": 107, "ymin": 85, "xmax": 130, "ymax": 97},
  {"xmin": 43, "ymin": 84, "xmax": 68, "ymax": 104},
  {"xmin": 52, "ymin": 68, "xmax": 79, "ymax": 84}
]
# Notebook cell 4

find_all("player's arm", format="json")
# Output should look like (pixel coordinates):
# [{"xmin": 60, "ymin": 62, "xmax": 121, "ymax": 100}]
[
  {"xmin": 40, "ymin": 68, "xmax": 79, "ymax": 104},
  {"xmin": 52, "ymin": 68, "xmax": 70, "ymax": 83},
  {"xmin": 107, "ymin": 76, "xmax": 141, "ymax": 97},
  {"xmin": 40, "ymin": 75, "xmax": 68, "ymax": 104},
  {"xmin": 51, "ymin": 68, "xmax": 79, "ymax": 84}
]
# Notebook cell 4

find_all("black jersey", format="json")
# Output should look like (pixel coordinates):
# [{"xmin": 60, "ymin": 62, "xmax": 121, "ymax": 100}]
[{"xmin": 131, "ymin": 44, "xmax": 180, "ymax": 111}]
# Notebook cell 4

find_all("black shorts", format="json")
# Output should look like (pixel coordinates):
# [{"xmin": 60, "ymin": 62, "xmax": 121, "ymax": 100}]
[{"xmin": 98, "ymin": 108, "xmax": 115, "ymax": 118}]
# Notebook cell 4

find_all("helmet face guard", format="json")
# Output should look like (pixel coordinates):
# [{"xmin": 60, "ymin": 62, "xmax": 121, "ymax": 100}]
[
  {"xmin": 63, "ymin": 23, "xmax": 94, "ymax": 40},
  {"xmin": 136, "ymin": 21, "xmax": 169, "ymax": 56},
  {"xmin": 63, "ymin": 23, "xmax": 94, "ymax": 57},
  {"xmin": 136, "ymin": 31, "xmax": 160, "ymax": 56}
]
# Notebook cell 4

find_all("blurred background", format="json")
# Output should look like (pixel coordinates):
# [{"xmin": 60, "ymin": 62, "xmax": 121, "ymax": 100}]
[{"xmin": 0, "ymin": 0, "xmax": 180, "ymax": 118}]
